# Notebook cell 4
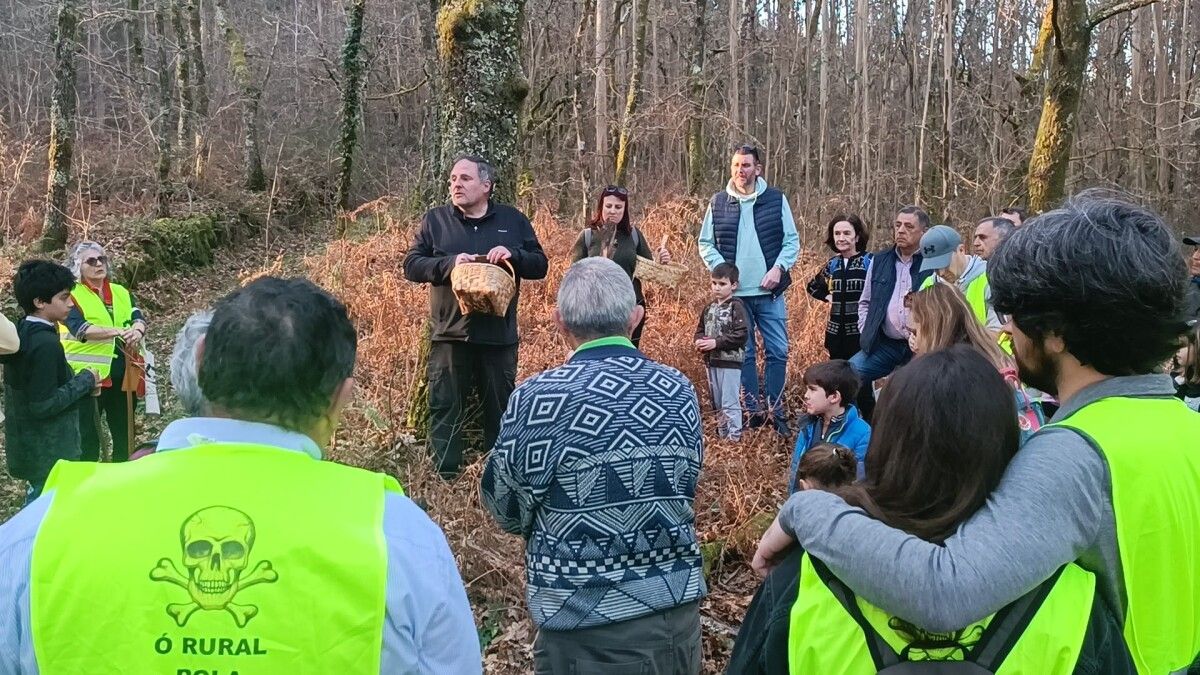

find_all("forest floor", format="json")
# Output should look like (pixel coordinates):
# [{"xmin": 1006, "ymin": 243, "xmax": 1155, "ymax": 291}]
[{"xmin": 0, "ymin": 197, "xmax": 833, "ymax": 672}]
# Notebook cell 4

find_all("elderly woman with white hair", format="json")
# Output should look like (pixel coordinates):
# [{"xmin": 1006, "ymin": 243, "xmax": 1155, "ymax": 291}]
[{"xmin": 62, "ymin": 241, "xmax": 148, "ymax": 462}]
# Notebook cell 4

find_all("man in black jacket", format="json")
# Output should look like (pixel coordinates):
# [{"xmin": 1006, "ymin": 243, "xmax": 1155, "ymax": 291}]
[
  {"xmin": 403, "ymin": 155, "xmax": 548, "ymax": 478},
  {"xmin": 2, "ymin": 261, "xmax": 97, "ymax": 502}
]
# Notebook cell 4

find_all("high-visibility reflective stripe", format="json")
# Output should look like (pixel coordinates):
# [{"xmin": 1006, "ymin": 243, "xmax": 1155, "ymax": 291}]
[{"xmin": 65, "ymin": 353, "xmax": 114, "ymax": 365}]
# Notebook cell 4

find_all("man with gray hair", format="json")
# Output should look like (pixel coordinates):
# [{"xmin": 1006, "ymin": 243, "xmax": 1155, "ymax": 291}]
[
  {"xmin": 482, "ymin": 257, "xmax": 705, "ymax": 674},
  {"xmin": 404, "ymin": 154, "xmax": 548, "ymax": 479},
  {"xmin": 972, "ymin": 216, "xmax": 1016, "ymax": 262},
  {"xmin": 168, "ymin": 310, "xmax": 212, "ymax": 418}
]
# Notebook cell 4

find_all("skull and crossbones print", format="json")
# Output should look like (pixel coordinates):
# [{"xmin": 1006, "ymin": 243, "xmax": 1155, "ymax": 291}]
[{"xmin": 149, "ymin": 506, "xmax": 278, "ymax": 627}]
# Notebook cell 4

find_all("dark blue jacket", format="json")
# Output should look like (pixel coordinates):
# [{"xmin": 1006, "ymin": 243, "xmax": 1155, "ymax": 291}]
[
  {"xmin": 709, "ymin": 188, "xmax": 792, "ymax": 296},
  {"xmin": 860, "ymin": 247, "xmax": 933, "ymax": 354}
]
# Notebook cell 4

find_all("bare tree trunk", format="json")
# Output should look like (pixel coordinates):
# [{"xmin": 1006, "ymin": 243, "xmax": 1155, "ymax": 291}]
[
  {"xmin": 336, "ymin": 0, "xmax": 366, "ymax": 209},
  {"xmin": 154, "ymin": 0, "xmax": 175, "ymax": 216},
  {"xmin": 817, "ymin": 0, "xmax": 831, "ymax": 192},
  {"xmin": 613, "ymin": 0, "xmax": 650, "ymax": 185},
  {"xmin": 185, "ymin": 0, "xmax": 208, "ymax": 179},
  {"xmin": 915, "ymin": 2, "xmax": 938, "ymax": 204},
  {"xmin": 171, "ymin": 0, "xmax": 193, "ymax": 180},
  {"xmin": 438, "ymin": 0, "xmax": 529, "ymax": 203},
  {"xmin": 418, "ymin": 0, "xmax": 444, "ymax": 205},
  {"xmin": 40, "ymin": 0, "xmax": 80, "ymax": 251},
  {"xmin": 940, "ymin": 0, "xmax": 954, "ymax": 202},
  {"xmin": 853, "ymin": 0, "xmax": 869, "ymax": 199},
  {"xmin": 728, "ymin": 0, "xmax": 740, "ymax": 135},
  {"xmin": 594, "ymin": 0, "xmax": 609, "ymax": 173},
  {"xmin": 213, "ymin": 0, "xmax": 265, "ymax": 191},
  {"xmin": 1151, "ymin": 3, "xmax": 1170, "ymax": 194},
  {"xmin": 686, "ymin": 0, "xmax": 708, "ymax": 195},
  {"xmin": 571, "ymin": 0, "xmax": 593, "ymax": 210}
]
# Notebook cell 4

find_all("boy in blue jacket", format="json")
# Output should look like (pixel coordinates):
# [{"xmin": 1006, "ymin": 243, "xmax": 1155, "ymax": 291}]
[{"xmin": 790, "ymin": 359, "xmax": 871, "ymax": 491}]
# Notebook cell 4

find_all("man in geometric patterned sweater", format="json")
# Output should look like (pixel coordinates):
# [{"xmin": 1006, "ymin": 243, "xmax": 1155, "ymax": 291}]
[{"xmin": 482, "ymin": 257, "xmax": 706, "ymax": 674}]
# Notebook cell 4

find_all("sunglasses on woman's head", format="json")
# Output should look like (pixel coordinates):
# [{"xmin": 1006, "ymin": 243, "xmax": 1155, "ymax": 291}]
[
  {"xmin": 602, "ymin": 185, "xmax": 628, "ymax": 196},
  {"xmin": 84, "ymin": 256, "xmax": 107, "ymax": 266}
]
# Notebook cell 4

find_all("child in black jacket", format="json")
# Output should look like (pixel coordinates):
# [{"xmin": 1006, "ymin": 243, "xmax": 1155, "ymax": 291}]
[{"xmin": 2, "ymin": 261, "xmax": 97, "ymax": 502}]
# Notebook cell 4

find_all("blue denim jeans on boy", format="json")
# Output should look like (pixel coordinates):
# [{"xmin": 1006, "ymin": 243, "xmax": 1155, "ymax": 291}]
[{"xmin": 740, "ymin": 293, "xmax": 789, "ymax": 432}]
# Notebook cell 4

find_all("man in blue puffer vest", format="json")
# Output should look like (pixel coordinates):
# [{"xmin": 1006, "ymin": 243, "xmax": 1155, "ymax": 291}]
[{"xmin": 698, "ymin": 145, "xmax": 800, "ymax": 436}]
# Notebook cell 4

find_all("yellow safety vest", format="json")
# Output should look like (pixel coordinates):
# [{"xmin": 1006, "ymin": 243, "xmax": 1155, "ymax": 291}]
[
  {"xmin": 919, "ymin": 273, "xmax": 989, "ymax": 326},
  {"xmin": 1051, "ymin": 396, "xmax": 1200, "ymax": 673},
  {"xmin": 60, "ymin": 281, "xmax": 134, "ymax": 380},
  {"xmin": 30, "ymin": 443, "xmax": 403, "ymax": 675},
  {"xmin": 788, "ymin": 553, "xmax": 1095, "ymax": 673}
]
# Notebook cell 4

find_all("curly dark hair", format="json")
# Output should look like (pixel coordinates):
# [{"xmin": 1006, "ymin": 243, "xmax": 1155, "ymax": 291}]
[{"xmin": 989, "ymin": 191, "xmax": 1189, "ymax": 376}]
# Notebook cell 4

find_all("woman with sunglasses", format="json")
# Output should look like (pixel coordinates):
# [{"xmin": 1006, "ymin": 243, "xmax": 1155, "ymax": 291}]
[
  {"xmin": 570, "ymin": 185, "xmax": 671, "ymax": 347},
  {"xmin": 62, "ymin": 241, "xmax": 148, "ymax": 463}
]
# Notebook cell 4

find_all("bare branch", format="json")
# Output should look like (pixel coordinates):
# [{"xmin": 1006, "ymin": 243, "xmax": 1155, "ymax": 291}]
[{"xmin": 1089, "ymin": 0, "xmax": 1157, "ymax": 29}]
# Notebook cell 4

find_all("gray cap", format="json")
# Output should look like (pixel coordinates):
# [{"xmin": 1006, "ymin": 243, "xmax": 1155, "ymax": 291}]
[
  {"xmin": 919, "ymin": 225, "xmax": 961, "ymax": 272},
  {"xmin": 1184, "ymin": 235, "xmax": 1200, "ymax": 246}
]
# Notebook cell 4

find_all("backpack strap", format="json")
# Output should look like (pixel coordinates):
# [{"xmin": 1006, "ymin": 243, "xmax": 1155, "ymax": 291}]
[
  {"xmin": 810, "ymin": 557, "xmax": 903, "ymax": 669},
  {"xmin": 812, "ymin": 556, "xmax": 1068, "ymax": 673},
  {"xmin": 966, "ymin": 566, "xmax": 1065, "ymax": 670},
  {"xmin": 632, "ymin": 227, "xmax": 640, "ymax": 249}
]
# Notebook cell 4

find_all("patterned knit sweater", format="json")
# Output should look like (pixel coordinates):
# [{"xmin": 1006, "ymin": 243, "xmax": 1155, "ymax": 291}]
[{"xmin": 481, "ymin": 342, "xmax": 707, "ymax": 630}]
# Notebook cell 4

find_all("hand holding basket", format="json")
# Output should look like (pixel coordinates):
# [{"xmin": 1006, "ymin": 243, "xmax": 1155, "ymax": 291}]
[{"xmin": 450, "ymin": 256, "xmax": 517, "ymax": 316}]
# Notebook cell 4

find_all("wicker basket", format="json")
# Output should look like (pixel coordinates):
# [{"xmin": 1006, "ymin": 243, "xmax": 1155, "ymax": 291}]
[
  {"xmin": 450, "ymin": 257, "xmax": 516, "ymax": 316},
  {"xmin": 633, "ymin": 256, "xmax": 689, "ymax": 289}
]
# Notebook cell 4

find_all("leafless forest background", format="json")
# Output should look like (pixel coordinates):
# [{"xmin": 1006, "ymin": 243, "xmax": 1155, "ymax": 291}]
[
  {"xmin": 1, "ymin": 0, "xmax": 1198, "ymax": 670},
  {"xmin": 1, "ymin": 0, "xmax": 1198, "ymax": 242}
]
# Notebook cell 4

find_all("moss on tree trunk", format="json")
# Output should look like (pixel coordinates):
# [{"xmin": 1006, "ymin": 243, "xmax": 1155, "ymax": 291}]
[
  {"xmin": 1026, "ymin": 0, "xmax": 1090, "ymax": 213},
  {"xmin": 336, "ymin": 0, "xmax": 367, "ymax": 210},
  {"xmin": 613, "ymin": 0, "xmax": 650, "ymax": 186},
  {"xmin": 436, "ymin": 0, "xmax": 530, "ymax": 203},
  {"xmin": 40, "ymin": 0, "xmax": 81, "ymax": 252}
]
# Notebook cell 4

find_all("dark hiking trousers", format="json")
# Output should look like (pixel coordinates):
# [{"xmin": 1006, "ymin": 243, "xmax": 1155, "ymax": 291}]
[
  {"xmin": 533, "ymin": 601, "xmax": 702, "ymax": 675},
  {"xmin": 427, "ymin": 341, "xmax": 517, "ymax": 478}
]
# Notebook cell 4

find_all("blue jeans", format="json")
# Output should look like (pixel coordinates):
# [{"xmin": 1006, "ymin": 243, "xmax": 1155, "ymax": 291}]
[
  {"xmin": 740, "ymin": 293, "xmax": 789, "ymax": 424},
  {"xmin": 849, "ymin": 336, "xmax": 911, "ymax": 419}
]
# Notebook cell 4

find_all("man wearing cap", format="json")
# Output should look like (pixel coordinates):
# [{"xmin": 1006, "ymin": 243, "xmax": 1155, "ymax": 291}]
[
  {"xmin": 919, "ymin": 224, "xmax": 1001, "ymax": 330},
  {"xmin": 1186, "ymin": 235, "xmax": 1200, "ymax": 321}
]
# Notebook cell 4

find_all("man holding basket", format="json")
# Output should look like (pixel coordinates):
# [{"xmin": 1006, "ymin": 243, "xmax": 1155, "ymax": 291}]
[{"xmin": 403, "ymin": 155, "xmax": 548, "ymax": 479}]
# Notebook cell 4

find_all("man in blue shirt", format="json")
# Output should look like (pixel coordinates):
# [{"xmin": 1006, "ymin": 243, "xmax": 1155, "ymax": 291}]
[
  {"xmin": 0, "ymin": 277, "xmax": 481, "ymax": 674},
  {"xmin": 698, "ymin": 145, "xmax": 800, "ymax": 435}
]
